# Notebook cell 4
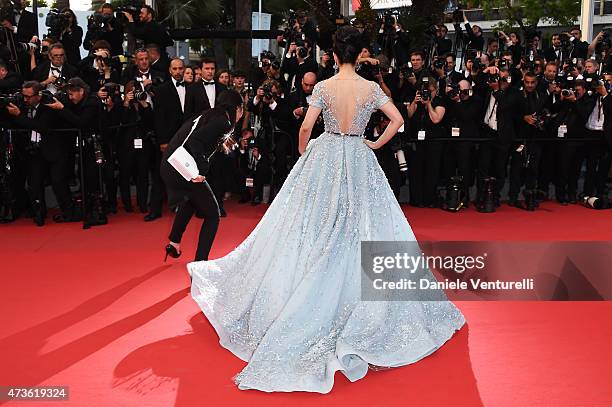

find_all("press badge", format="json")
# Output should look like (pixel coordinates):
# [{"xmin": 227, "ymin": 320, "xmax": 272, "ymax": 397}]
[
  {"xmin": 418, "ymin": 130, "xmax": 426, "ymax": 140},
  {"xmin": 451, "ymin": 127, "xmax": 460, "ymax": 137},
  {"xmin": 557, "ymin": 125, "xmax": 567, "ymax": 138},
  {"xmin": 134, "ymin": 138, "xmax": 143, "ymax": 149},
  {"xmin": 246, "ymin": 177, "xmax": 254, "ymax": 187}
]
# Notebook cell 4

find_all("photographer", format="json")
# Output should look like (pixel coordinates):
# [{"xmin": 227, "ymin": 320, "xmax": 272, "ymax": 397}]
[
  {"xmin": 455, "ymin": 11, "xmax": 484, "ymax": 57},
  {"xmin": 398, "ymin": 51, "xmax": 431, "ymax": 102},
  {"xmin": 47, "ymin": 77, "xmax": 106, "ymax": 223},
  {"xmin": 552, "ymin": 78, "xmax": 595, "ymax": 204},
  {"xmin": 434, "ymin": 25, "xmax": 452, "ymax": 56},
  {"xmin": 444, "ymin": 79, "xmax": 483, "ymax": 206},
  {"xmin": 1, "ymin": 0, "xmax": 36, "ymax": 44},
  {"xmin": 288, "ymin": 72, "xmax": 323, "ymax": 158},
  {"xmin": 147, "ymin": 43, "xmax": 170, "ymax": 81},
  {"xmin": 32, "ymin": 43, "xmax": 78, "ymax": 95},
  {"xmin": 55, "ymin": 8, "xmax": 83, "ymax": 66},
  {"xmin": 78, "ymin": 40, "xmax": 121, "ymax": 92},
  {"xmin": 6, "ymin": 81, "xmax": 80, "ymax": 225},
  {"xmin": 583, "ymin": 73, "xmax": 610, "ymax": 199},
  {"xmin": 123, "ymin": 5, "xmax": 172, "ymax": 50},
  {"xmin": 29, "ymin": 36, "xmax": 55, "ymax": 73},
  {"xmin": 84, "ymin": 3, "xmax": 124, "ymax": 57},
  {"xmin": 281, "ymin": 38, "xmax": 317, "ymax": 93},
  {"xmin": 117, "ymin": 80, "xmax": 155, "ymax": 213},
  {"xmin": 356, "ymin": 47, "xmax": 392, "ymax": 97},
  {"xmin": 277, "ymin": 10, "xmax": 318, "ymax": 49},
  {"xmin": 477, "ymin": 67, "xmax": 522, "ymax": 206},
  {"xmin": 237, "ymin": 138, "xmax": 272, "ymax": 205},
  {"xmin": 0, "ymin": 58, "xmax": 22, "ymax": 92},
  {"xmin": 376, "ymin": 16, "xmax": 411, "ymax": 67},
  {"xmin": 121, "ymin": 48, "xmax": 164, "ymax": 102},
  {"xmin": 507, "ymin": 71, "xmax": 549, "ymax": 207},
  {"xmin": 406, "ymin": 76, "xmax": 447, "ymax": 207},
  {"xmin": 318, "ymin": 48, "xmax": 335, "ymax": 81},
  {"xmin": 564, "ymin": 27, "xmax": 589, "ymax": 61},
  {"xmin": 544, "ymin": 33, "xmax": 564, "ymax": 63}
]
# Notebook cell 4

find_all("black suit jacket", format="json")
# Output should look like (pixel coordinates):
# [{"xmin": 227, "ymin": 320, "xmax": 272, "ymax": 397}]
[
  {"xmin": 183, "ymin": 81, "xmax": 228, "ymax": 121},
  {"xmin": 32, "ymin": 61, "xmax": 79, "ymax": 84},
  {"xmin": 0, "ymin": 71, "xmax": 23, "ymax": 93},
  {"xmin": 12, "ymin": 104, "xmax": 67, "ymax": 161},
  {"xmin": 484, "ymin": 87, "xmax": 523, "ymax": 143},
  {"xmin": 154, "ymin": 79, "xmax": 185, "ymax": 145},
  {"xmin": 160, "ymin": 109, "xmax": 232, "ymax": 206},
  {"xmin": 15, "ymin": 9, "xmax": 37, "ymax": 43}
]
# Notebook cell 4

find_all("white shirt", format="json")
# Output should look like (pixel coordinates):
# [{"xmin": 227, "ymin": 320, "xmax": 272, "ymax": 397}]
[
  {"xmin": 484, "ymin": 94, "xmax": 498, "ymax": 131},
  {"xmin": 28, "ymin": 103, "xmax": 41, "ymax": 142},
  {"xmin": 202, "ymin": 80, "xmax": 216, "ymax": 108},
  {"xmin": 172, "ymin": 77, "xmax": 186, "ymax": 112},
  {"xmin": 47, "ymin": 65, "xmax": 63, "ymax": 94},
  {"xmin": 586, "ymin": 97, "xmax": 605, "ymax": 131}
]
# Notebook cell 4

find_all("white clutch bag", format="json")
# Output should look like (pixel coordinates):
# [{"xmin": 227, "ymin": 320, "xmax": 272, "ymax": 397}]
[{"xmin": 167, "ymin": 115, "xmax": 202, "ymax": 181}]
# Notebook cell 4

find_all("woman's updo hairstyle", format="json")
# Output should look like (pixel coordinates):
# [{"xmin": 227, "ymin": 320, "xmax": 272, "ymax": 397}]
[{"xmin": 333, "ymin": 25, "xmax": 364, "ymax": 65}]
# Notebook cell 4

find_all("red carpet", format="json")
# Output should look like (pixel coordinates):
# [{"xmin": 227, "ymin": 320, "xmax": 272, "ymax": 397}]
[{"xmin": 1, "ymin": 200, "xmax": 611, "ymax": 406}]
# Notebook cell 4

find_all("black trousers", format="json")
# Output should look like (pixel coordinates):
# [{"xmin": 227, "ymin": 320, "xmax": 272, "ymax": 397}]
[
  {"xmin": 555, "ymin": 140, "xmax": 584, "ymax": 199},
  {"xmin": 169, "ymin": 181, "xmax": 220, "ymax": 261},
  {"xmin": 508, "ymin": 142, "xmax": 543, "ymax": 199},
  {"xmin": 148, "ymin": 146, "xmax": 165, "ymax": 215},
  {"xmin": 584, "ymin": 131, "xmax": 611, "ymax": 196},
  {"xmin": 206, "ymin": 154, "xmax": 227, "ymax": 211},
  {"xmin": 476, "ymin": 138, "xmax": 511, "ymax": 197},
  {"xmin": 408, "ymin": 141, "xmax": 445, "ymax": 206},
  {"xmin": 118, "ymin": 138, "xmax": 153, "ymax": 211},
  {"xmin": 443, "ymin": 141, "xmax": 475, "ymax": 202},
  {"xmin": 273, "ymin": 131, "xmax": 291, "ymax": 190},
  {"xmin": 28, "ymin": 148, "xmax": 73, "ymax": 214}
]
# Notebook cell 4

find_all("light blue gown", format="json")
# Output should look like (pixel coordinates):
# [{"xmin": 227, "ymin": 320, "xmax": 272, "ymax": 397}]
[{"xmin": 187, "ymin": 76, "xmax": 466, "ymax": 393}]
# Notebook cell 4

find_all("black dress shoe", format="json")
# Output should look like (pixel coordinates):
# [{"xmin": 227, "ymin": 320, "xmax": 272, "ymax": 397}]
[
  {"xmin": 568, "ymin": 196, "xmax": 578, "ymax": 204},
  {"xmin": 144, "ymin": 213, "xmax": 161, "ymax": 222},
  {"xmin": 251, "ymin": 196, "xmax": 261, "ymax": 206}
]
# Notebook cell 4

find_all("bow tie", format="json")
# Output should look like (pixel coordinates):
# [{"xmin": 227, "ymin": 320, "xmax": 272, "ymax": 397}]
[
  {"xmin": 139, "ymin": 72, "xmax": 150, "ymax": 77},
  {"xmin": 175, "ymin": 81, "xmax": 185, "ymax": 87},
  {"xmin": 203, "ymin": 81, "xmax": 215, "ymax": 86}
]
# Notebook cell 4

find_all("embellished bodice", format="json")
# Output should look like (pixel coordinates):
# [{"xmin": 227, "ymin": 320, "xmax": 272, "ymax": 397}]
[{"xmin": 308, "ymin": 76, "xmax": 390, "ymax": 136}]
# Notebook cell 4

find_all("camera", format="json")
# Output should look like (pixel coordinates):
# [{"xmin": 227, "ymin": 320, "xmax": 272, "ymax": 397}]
[
  {"xmin": 399, "ymin": 62, "xmax": 413, "ymax": 77},
  {"xmin": 40, "ymin": 89, "xmax": 55, "ymax": 104},
  {"xmin": 433, "ymin": 57, "xmax": 445, "ymax": 70},
  {"xmin": 116, "ymin": 4, "xmax": 140, "ymax": 22},
  {"xmin": 261, "ymin": 83, "xmax": 274, "ymax": 100},
  {"xmin": 487, "ymin": 73, "xmax": 500, "ymax": 83},
  {"xmin": 447, "ymin": 83, "xmax": 460, "ymax": 98},
  {"xmin": 0, "ymin": 92, "xmax": 23, "ymax": 109},
  {"xmin": 420, "ymin": 77, "xmax": 431, "ymax": 101},
  {"xmin": 561, "ymin": 89, "xmax": 574, "ymax": 97},
  {"xmin": 471, "ymin": 57, "xmax": 483, "ymax": 71},
  {"xmin": 45, "ymin": 8, "xmax": 71, "ymax": 37}
]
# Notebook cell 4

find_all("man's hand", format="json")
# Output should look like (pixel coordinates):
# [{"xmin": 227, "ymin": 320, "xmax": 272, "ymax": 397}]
[
  {"xmin": 123, "ymin": 90, "xmax": 134, "ymax": 106},
  {"xmin": 159, "ymin": 143, "xmax": 168, "ymax": 152},
  {"xmin": 1, "ymin": 20, "xmax": 14, "ymax": 30},
  {"xmin": 123, "ymin": 11, "xmax": 134, "ymax": 23},
  {"xmin": 6, "ymin": 103, "xmax": 20, "ymax": 116},
  {"xmin": 191, "ymin": 175, "xmax": 206, "ymax": 183},
  {"xmin": 142, "ymin": 78, "xmax": 152, "ymax": 88},
  {"xmin": 44, "ymin": 75, "xmax": 58, "ymax": 86},
  {"xmin": 45, "ymin": 98, "xmax": 64, "ymax": 110},
  {"xmin": 524, "ymin": 114, "xmax": 538, "ymax": 126}
]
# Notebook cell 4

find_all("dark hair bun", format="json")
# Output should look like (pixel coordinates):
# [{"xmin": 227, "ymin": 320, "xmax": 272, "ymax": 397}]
[{"xmin": 333, "ymin": 26, "xmax": 364, "ymax": 65}]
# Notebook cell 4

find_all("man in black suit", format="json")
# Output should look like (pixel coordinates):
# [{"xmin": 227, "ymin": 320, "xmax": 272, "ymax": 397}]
[
  {"xmin": 1, "ymin": 0, "xmax": 36, "ymax": 44},
  {"xmin": 147, "ymin": 43, "xmax": 170, "ymax": 81},
  {"xmin": 147, "ymin": 57, "xmax": 186, "ymax": 221},
  {"xmin": 123, "ymin": 5, "xmax": 172, "ymax": 49},
  {"xmin": 32, "ymin": 43, "xmax": 79, "ymax": 95},
  {"xmin": 78, "ymin": 40, "xmax": 122, "ymax": 92},
  {"xmin": 477, "ymin": 67, "xmax": 523, "ymax": 205},
  {"xmin": 288, "ymin": 72, "xmax": 323, "ymax": 158},
  {"xmin": 543, "ymin": 33, "xmax": 564, "ymax": 63},
  {"xmin": 281, "ymin": 40, "xmax": 318, "ymax": 93},
  {"xmin": 566, "ymin": 27, "xmax": 589, "ymax": 61},
  {"xmin": 6, "ymin": 81, "xmax": 80, "ymax": 225},
  {"xmin": 184, "ymin": 57, "xmax": 227, "ymax": 120}
]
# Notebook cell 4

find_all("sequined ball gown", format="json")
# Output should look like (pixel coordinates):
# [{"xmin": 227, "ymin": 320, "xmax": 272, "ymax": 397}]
[{"xmin": 187, "ymin": 76, "xmax": 465, "ymax": 393}]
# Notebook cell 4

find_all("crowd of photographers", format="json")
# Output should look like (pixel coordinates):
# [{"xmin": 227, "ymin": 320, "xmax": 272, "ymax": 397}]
[{"xmin": 1, "ymin": 6, "xmax": 611, "ymax": 227}]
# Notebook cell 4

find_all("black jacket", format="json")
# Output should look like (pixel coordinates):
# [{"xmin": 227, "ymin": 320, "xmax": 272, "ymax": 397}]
[
  {"xmin": 78, "ymin": 55, "xmax": 122, "ymax": 92},
  {"xmin": 153, "ymin": 79, "xmax": 185, "ymax": 145},
  {"xmin": 15, "ymin": 9, "xmax": 37, "ymax": 43},
  {"xmin": 59, "ymin": 25, "xmax": 84, "ymax": 65},
  {"xmin": 57, "ymin": 94, "xmax": 103, "ymax": 134},
  {"xmin": 11, "ymin": 104, "xmax": 68, "ymax": 161},
  {"xmin": 160, "ymin": 109, "xmax": 232, "ymax": 205},
  {"xmin": 446, "ymin": 95, "xmax": 484, "ymax": 138},
  {"xmin": 483, "ymin": 86, "xmax": 523, "ymax": 143},
  {"xmin": 32, "ymin": 61, "xmax": 79, "ymax": 85},
  {"xmin": 183, "ymin": 81, "xmax": 227, "ymax": 121},
  {"xmin": 127, "ymin": 21, "xmax": 172, "ymax": 48},
  {"xmin": 0, "ymin": 71, "xmax": 23, "ymax": 93}
]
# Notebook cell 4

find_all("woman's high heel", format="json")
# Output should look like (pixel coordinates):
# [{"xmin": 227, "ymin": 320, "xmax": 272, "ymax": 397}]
[{"xmin": 164, "ymin": 244, "xmax": 181, "ymax": 262}]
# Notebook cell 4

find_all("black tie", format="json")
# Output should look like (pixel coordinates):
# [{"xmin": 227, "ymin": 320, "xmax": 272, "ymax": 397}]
[
  {"xmin": 203, "ymin": 81, "xmax": 215, "ymax": 86},
  {"xmin": 176, "ymin": 81, "xmax": 184, "ymax": 87}
]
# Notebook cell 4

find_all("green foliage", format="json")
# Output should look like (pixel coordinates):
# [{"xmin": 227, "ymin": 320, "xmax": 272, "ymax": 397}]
[
  {"xmin": 473, "ymin": 0, "xmax": 580, "ymax": 30},
  {"xmin": 397, "ymin": 0, "xmax": 447, "ymax": 51},
  {"xmin": 354, "ymin": 0, "xmax": 378, "ymax": 36}
]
